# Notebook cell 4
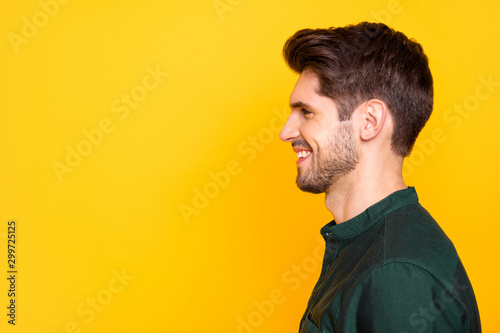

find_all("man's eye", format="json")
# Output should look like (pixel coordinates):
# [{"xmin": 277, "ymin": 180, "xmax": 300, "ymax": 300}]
[{"xmin": 301, "ymin": 108, "xmax": 312, "ymax": 116}]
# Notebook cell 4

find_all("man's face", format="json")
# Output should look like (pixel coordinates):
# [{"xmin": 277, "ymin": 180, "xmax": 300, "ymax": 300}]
[{"xmin": 280, "ymin": 70, "xmax": 359, "ymax": 193}]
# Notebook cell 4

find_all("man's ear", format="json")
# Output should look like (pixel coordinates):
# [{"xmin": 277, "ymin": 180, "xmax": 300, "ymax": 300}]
[{"xmin": 358, "ymin": 99, "xmax": 388, "ymax": 141}]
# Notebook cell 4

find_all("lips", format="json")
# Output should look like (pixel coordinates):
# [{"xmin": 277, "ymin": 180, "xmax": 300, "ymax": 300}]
[
  {"xmin": 292, "ymin": 140, "xmax": 313, "ymax": 165},
  {"xmin": 293, "ymin": 147, "xmax": 312, "ymax": 164},
  {"xmin": 296, "ymin": 150, "xmax": 311, "ymax": 158}
]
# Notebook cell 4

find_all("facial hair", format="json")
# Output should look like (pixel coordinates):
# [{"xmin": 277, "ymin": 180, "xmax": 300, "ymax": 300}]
[{"xmin": 295, "ymin": 121, "xmax": 359, "ymax": 194}]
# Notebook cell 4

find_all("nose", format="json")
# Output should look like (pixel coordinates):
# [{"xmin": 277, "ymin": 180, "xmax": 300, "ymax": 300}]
[{"xmin": 279, "ymin": 112, "xmax": 301, "ymax": 142}]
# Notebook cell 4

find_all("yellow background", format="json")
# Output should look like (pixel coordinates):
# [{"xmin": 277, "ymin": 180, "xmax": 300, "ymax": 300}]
[{"xmin": 1, "ymin": 0, "xmax": 499, "ymax": 332}]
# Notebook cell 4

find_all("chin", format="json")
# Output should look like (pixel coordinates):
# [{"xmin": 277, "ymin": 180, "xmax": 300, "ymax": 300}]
[{"xmin": 296, "ymin": 177, "xmax": 329, "ymax": 194}]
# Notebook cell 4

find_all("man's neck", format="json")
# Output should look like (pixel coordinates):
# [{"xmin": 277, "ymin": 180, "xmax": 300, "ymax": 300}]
[{"xmin": 324, "ymin": 160, "xmax": 406, "ymax": 224}]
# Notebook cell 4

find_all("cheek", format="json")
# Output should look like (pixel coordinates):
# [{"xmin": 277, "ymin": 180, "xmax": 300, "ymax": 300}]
[
  {"xmin": 302, "ymin": 120, "xmax": 336, "ymax": 152},
  {"xmin": 308, "ymin": 130, "xmax": 330, "ymax": 151}
]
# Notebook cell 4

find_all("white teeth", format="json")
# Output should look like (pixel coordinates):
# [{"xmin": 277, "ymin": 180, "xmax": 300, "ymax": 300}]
[{"xmin": 296, "ymin": 151, "xmax": 311, "ymax": 158}]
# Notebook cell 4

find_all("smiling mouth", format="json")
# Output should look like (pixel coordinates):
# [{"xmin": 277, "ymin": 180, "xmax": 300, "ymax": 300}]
[
  {"xmin": 296, "ymin": 150, "xmax": 312, "ymax": 164},
  {"xmin": 296, "ymin": 150, "xmax": 311, "ymax": 158},
  {"xmin": 292, "ymin": 139, "xmax": 313, "ymax": 164}
]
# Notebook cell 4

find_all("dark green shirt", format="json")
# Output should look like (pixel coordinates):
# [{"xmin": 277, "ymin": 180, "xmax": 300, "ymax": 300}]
[{"xmin": 300, "ymin": 187, "xmax": 481, "ymax": 333}]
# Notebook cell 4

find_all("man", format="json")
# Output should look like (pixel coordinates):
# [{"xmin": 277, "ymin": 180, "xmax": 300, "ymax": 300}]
[{"xmin": 279, "ymin": 22, "xmax": 481, "ymax": 332}]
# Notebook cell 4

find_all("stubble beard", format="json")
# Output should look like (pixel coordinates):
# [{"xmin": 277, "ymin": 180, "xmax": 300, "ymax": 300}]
[{"xmin": 296, "ymin": 121, "xmax": 359, "ymax": 194}]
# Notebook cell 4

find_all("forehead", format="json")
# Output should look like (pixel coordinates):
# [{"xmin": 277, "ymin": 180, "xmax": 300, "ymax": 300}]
[
  {"xmin": 289, "ymin": 70, "xmax": 320, "ymax": 104},
  {"xmin": 289, "ymin": 70, "xmax": 338, "ymax": 113}
]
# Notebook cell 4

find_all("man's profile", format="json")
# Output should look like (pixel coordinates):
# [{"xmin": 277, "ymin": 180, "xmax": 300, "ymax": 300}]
[{"xmin": 280, "ymin": 22, "xmax": 481, "ymax": 332}]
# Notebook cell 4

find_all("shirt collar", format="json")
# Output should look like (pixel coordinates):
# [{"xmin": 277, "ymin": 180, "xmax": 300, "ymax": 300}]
[{"xmin": 320, "ymin": 187, "xmax": 419, "ymax": 239}]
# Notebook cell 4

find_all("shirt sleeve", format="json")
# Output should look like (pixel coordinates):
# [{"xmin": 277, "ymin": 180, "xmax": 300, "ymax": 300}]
[{"xmin": 339, "ymin": 261, "xmax": 471, "ymax": 333}]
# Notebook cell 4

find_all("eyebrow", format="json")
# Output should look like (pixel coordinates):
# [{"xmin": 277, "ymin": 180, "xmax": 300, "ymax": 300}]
[{"xmin": 289, "ymin": 101, "xmax": 313, "ymax": 109}]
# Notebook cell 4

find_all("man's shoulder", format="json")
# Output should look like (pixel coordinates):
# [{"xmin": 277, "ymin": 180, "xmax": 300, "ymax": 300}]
[
  {"xmin": 383, "ymin": 202, "xmax": 457, "ymax": 256},
  {"xmin": 365, "ymin": 201, "xmax": 460, "ymax": 282}
]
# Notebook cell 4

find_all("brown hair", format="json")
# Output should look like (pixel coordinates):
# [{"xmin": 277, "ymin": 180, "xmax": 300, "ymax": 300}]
[{"xmin": 283, "ymin": 22, "xmax": 433, "ymax": 157}]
